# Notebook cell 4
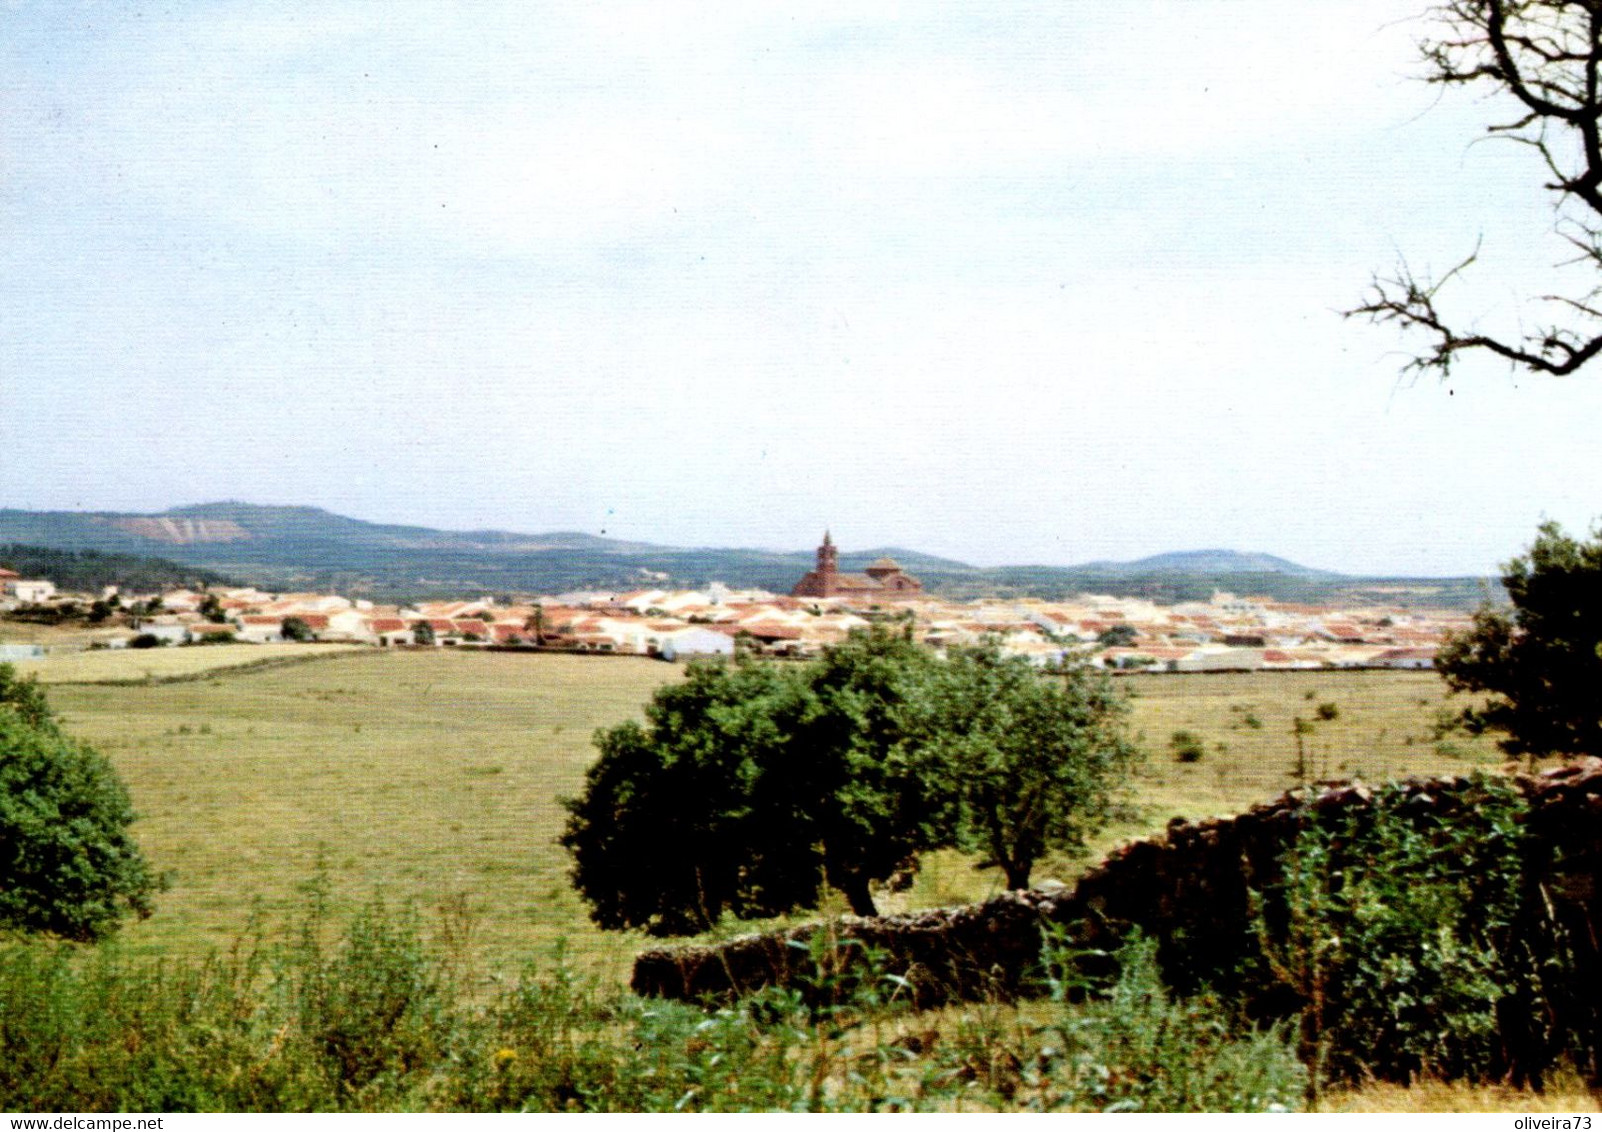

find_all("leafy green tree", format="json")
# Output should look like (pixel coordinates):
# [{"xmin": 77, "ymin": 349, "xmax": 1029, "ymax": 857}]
[
  {"xmin": 562, "ymin": 628, "xmax": 954, "ymax": 933},
  {"xmin": 412, "ymin": 621, "xmax": 436, "ymax": 647},
  {"xmin": 560, "ymin": 658, "xmax": 817, "ymax": 935},
  {"xmin": 562, "ymin": 627, "xmax": 1140, "ymax": 933},
  {"xmin": 0, "ymin": 663, "xmax": 55, "ymax": 732},
  {"xmin": 1096, "ymin": 624, "xmax": 1139, "ymax": 648},
  {"xmin": 1436, "ymin": 521, "xmax": 1602, "ymax": 760},
  {"xmin": 789, "ymin": 626, "xmax": 951, "ymax": 917},
  {"xmin": 199, "ymin": 592, "xmax": 228, "ymax": 624},
  {"xmin": 930, "ymin": 645, "xmax": 1137, "ymax": 890},
  {"xmin": 0, "ymin": 664, "xmax": 159, "ymax": 940}
]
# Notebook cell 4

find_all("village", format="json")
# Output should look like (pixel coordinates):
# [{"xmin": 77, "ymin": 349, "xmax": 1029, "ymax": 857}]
[{"xmin": 0, "ymin": 534, "xmax": 1466, "ymax": 672}]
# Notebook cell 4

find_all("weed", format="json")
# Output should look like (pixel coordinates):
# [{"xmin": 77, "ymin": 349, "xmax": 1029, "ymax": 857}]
[{"xmin": 1015, "ymin": 932, "xmax": 1306, "ymax": 1112}]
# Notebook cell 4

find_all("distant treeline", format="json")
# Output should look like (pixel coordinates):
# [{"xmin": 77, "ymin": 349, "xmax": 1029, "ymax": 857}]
[
  {"xmin": 0, "ymin": 545, "xmax": 236, "ymax": 594},
  {"xmin": 171, "ymin": 555, "xmax": 1502, "ymax": 610},
  {"xmin": 934, "ymin": 568, "xmax": 1504, "ymax": 611}
]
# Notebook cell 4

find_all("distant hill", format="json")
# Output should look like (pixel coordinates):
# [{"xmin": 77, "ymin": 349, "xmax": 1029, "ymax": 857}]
[
  {"xmin": 1105, "ymin": 549, "xmax": 1340, "ymax": 579},
  {"xmin": 0, "ymin": 503, "xmax": 1497, "ymax": 608},
  {"xmin": 0, "ymin": 544, "xmax": 237, "ymax": 594}
]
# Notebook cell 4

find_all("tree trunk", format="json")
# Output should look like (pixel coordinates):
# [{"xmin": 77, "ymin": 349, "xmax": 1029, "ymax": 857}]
[
  {"xmin": 1003, "ymin": 859, "xmax": 1032, "ymax": 891},
  {"xmin": 839, "ymin": 874, "xmax": 878, "ymax": 918}
]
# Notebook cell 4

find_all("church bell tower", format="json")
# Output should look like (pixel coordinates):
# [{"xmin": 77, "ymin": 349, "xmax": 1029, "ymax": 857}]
[{"xmin": 817, "ymin": 531, "xmax": 839, "ymax": 579}]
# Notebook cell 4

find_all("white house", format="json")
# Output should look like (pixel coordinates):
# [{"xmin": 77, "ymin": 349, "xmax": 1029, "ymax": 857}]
[
  {"xmin": 1369, "ymin": 647, "xmax": 1436, "ymax": 670},
  {"xmin": 135, "ymin": 620, "xmax": 189, "ymax": 645},
  {"xmin": 8, "ymin": 579, "xmax": 56, "ymax": 604},
  {"xmin": 658, "ymin": 627, "xmax": 737, "ymax": 661},
  {"xmin": 235, "ymin": 615, "xmax": 286, "ymax": 644}
]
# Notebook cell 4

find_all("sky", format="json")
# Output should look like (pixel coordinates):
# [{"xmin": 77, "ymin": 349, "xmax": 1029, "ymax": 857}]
[{"xmin": 4, "ymin": 1, "xmax": 1602, "ymax": 577}]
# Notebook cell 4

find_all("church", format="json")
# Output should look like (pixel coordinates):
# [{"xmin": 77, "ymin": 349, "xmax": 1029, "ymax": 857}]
[{"xmin": 791, "ymin": 532, "xmax": 923, "ymax": 600}]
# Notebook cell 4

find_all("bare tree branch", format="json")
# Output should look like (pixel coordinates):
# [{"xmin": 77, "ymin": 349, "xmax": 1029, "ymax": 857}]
[{"xmin": 1351, "ymin": 0, "xmax": 1602, "ymax": 376}]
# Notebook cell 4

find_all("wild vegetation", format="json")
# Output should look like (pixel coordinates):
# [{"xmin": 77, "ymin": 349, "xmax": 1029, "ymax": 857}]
[
  {"xmin": 0, "ymin": 893, "xmax": 1313, "ymax": 1112},
  {"xmin": 0, "ymin": 665, "xmax": 159, "ymax": 940},
  {"xmin": 0, "ymin": 634, "xmax": 1575, "ymax": 1111}
]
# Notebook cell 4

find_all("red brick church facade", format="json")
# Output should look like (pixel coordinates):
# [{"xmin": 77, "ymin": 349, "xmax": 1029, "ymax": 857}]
[{"xmin": 791, "ymin": 532, "xmax": 923, "ymax": 599}]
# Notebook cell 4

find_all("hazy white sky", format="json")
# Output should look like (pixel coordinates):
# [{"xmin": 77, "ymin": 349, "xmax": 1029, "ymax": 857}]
[{"xmin": 4, "ymin": 0, "xmax": 1601, "ymax": 575}]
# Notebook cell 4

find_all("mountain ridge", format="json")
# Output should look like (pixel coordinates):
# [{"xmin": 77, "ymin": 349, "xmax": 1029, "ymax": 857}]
[{"xmin": 0, "ymin": 503, "xmax": 1490, "ymax": 608}]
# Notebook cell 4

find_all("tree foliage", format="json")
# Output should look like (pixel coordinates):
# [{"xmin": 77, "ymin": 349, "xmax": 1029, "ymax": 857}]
[
  {"xmin": 788, "ymin": 628, "xmax": 951, "ymax": 918},
  {"xmin": 1351, "ymin": 0, "xmax": 1602, "ymax": 377},
  {"xmin": 0, "ymin": 544, "xmax": 235, "ymax": 595},
  {"xmin": 559, "ymin": 658, "xmax": 819, "ymax": 936},
  {"xmin": 281, "ymin": 616, "xmax": 316, "ymax": 642},
  {"xmin": 560, "ymin": 629, "xmax": 1136, "ymax": 935},
  {"xmin": 0, "ymin": 664, "xmax": 159, "ymax": 941},
  {"xmin": 1436, "ymin": 520, "xmax": 1602, "ymax": 758},
  {"xmin": 929, "ymin": 645, "xmax": 1137, "ymax": 890}
]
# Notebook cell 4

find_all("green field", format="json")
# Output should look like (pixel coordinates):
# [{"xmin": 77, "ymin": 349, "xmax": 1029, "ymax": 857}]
[
  {"xmin": 43, "ymin": 649, "xmax": 1509, "ymax": 982},
  {"xmin": 50, "ymin": 650, "xmax": 679, "ymax": 979},
  {"xmin": 25, "ymin": 641, "xmax": 364, "ymax": 684},
  {"xmin": 1118, "ymin": 667, "xmax": 1501, "ymax": 821}
]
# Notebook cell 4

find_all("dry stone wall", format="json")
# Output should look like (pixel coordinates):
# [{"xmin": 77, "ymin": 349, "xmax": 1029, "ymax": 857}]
[{"xmin": 632, "ymin": 760, "xmax": 1602, "ymax": 1027}]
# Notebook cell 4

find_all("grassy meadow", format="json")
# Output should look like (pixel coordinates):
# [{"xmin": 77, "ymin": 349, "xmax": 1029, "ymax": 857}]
[
  {"xmin": 35, "ymin": 646, "xmax": 1507, "ymax": 977},
  {"xmin": 23, "ymin": 641, "xmax": 364, "ymax": 684},
  {"xmin": 47, "ymin": 649, "xmax": 680, "ymax": 979},
  {"xmin": 9, "ymin": 645, "xmax": 1570, "ymax": 1111},
  {"xmin": 887, "ymin": 667, "xmax": 1505, "ymax": 910}
]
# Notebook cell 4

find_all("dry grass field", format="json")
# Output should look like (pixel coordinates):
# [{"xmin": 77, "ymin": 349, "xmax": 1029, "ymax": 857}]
[
  {"xmin": 1117, "ymin": 667, "xmax": 1503, "ymax": 820},
  {"xmin": 20, "ymin": 641, "xmax": 364, "ymax": 684}
]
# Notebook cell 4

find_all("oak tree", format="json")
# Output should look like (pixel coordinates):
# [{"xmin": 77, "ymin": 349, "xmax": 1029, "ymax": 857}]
[{"xmin": 1437, "ymin": 521, "xmax": 1602, "ymax": 759}]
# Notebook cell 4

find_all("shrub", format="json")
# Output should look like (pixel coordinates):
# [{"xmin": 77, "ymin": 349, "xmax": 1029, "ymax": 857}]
[
  {"xmin": 0, "ymin": 670, "xmax": 160, "ymax": 941},
  {"xmin": 1024, "ymin": 934, "xmax": 1307, "ymax": 1112},
  {"xmin": 296, "ymin": 902, "xmax": 452, "ymax": 1098},
  {"xmin": 1254, "ymin": 775, "xmax": 1540, "ymax": 1085},
  {"xmin": 281, "ymin": 617, "xmax": 316, "ymax": 643},
  {"xmin": 1170, "ymin": 730, "xmax": 1206, "ymax": 763}
]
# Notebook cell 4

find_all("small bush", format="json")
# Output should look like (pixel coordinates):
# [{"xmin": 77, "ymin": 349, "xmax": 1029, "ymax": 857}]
[
  {"xmin": 1024, "ymin": 934, "xmax": 1306, "ymax": 1112},
  {"xmin": 1170, "ymin": 730, "xmax": 1206, "ymax": 764}
]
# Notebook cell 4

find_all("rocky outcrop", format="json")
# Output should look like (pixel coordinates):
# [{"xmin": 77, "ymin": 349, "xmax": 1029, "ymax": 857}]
[
  {"xmin": 633, "ymin": 760, "xmax": 1602, "ymax": 1022},
  {"xmin": 107, "ymin": 517, "xmax": 250, "ymax": 544}
]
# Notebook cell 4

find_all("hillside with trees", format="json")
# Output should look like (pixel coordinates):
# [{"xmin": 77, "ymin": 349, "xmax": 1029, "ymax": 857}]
[
  {"xmin": 0, "ymin": 503, "xmax": 1495, "ymax": 607},
  {"xmin": 0, "ymin": 545, "xmax": 236, "ymax": 593}
]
